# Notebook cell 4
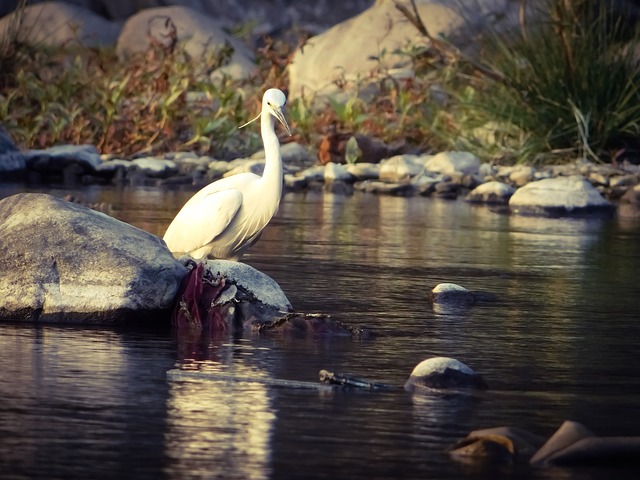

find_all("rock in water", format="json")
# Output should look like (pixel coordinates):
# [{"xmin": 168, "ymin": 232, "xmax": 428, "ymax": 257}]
[
  {"xmin": 171, "ymin": 259, "xmax": 293, "ymax": 330},
  {"xmin": 509, "ymin": 176, "xmax": 614, "ymax": 217},
  {"xmin": 404, "ymin": 356, "xmax": 488, "ymax": 391},
  {"xmin": 428, "ymin": 283, "xmax": 476, "ymax": 314},
  {"xmin": 0, "ymin": 193, "xmax": 187, "ymax": 323},
  {"xmin": 205, "ymin": 259, "xmax": 292, "ymax": 312}
]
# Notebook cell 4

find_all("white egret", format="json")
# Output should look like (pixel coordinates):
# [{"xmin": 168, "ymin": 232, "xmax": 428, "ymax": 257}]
[{"xmin": 163, "ymin": 88, "xmax": 292, "ymax": 260}]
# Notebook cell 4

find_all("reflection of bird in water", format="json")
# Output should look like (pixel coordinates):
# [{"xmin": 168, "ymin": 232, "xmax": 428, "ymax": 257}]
[{"xmin": 163, "ymin": 88, "xmax": 292, "ymax": 260}]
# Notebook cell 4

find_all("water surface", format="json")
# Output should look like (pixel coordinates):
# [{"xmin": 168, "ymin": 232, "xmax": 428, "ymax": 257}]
[{"xmin": 1, "ymin": 184, "xmax": 639, "ymax": 479}]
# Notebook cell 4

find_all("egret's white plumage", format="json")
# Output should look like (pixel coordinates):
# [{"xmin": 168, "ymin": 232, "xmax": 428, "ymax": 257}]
[{"xmin": 163, "ymin": 88, "xmax": 291, "ymax": 260}]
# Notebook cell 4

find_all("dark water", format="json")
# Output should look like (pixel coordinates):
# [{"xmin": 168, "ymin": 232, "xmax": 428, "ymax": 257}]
[{"xmin": 1, "ymin": 183, "xmax": 640, "ymax": 480}]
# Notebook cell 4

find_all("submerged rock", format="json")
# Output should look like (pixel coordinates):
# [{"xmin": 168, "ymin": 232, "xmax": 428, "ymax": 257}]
[
  {"xmin": 448, "ymin": 426, "xmax": 545, "ymax": 463},
  {"xmin": 450, "ymin": 421, "xmax": 640, "ymax": 468},
  {"xmin": 0, "ymin": 193, "xmax": 187, "ymax": 323},
  {"xmin": 404, "ymin": 357, "xmax": 488, "ymax": 392},
  {"xmin": 171, "ymin": 259, "xmax": 291, "ymax": 329},
  {"xmin": 448, "ymin": 434, "xmax": 517, "ymax": 464},
  {"xmin": 172, "ymin": 259, "xmax": 364, "ymax": 336},
  {"xmin": 428, "ymin": 283, "xmax": 476, "ymax": 314}
]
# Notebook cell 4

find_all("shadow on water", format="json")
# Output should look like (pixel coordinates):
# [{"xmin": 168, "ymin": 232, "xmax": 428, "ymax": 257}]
[{"xmin": 2, "ymin": 184, "xmax": 640, "ymax": 479}]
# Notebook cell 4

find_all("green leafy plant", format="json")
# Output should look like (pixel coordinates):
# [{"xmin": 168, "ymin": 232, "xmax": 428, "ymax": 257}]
[
  {"xmin": 474, "ymin": 0, "xmax": 640, "ymax": 162},
  {"xmin": 393, "ymin": 0, "xmax": 640, "ymax": 163}
]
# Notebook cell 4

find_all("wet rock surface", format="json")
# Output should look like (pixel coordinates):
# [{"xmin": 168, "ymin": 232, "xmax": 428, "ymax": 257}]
[
  {"xmin": 404, "ymin": 356, "xmax": 489, "ymax": 392},
  {"xmin": 449, "ymin": 420, "xmax": 640, "ymax": 468},
  {"xmin": 0, "ymin": 193, "xmax": 187, "ymax": 323}
]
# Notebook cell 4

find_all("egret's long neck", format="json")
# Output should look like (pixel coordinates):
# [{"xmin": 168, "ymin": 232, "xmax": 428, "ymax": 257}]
[{"xmin": 260, "ymin": 113, "xmax": 283, "ymax": 200}]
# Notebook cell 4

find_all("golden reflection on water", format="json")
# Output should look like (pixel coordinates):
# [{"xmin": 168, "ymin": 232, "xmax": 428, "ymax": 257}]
[
  {"xmin": 164, "ymin": 372, "xmax": 274, "ymax": 480},
  {"xmin": 165, "ymin": 331, "xmax": 275, "ymax": 480}
]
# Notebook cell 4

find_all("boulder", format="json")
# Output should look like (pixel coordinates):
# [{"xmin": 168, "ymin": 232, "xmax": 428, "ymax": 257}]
[
  {"xmin": 288, "ymin": 0, "xmax": 517, "ymax": 98},
  {"xmin": 509, "ymin": 175, "xmax": 615, "ymax": 217},
  {"xmin": 23, "ymin": 144, "xmax": 102, "ymax": 175},
  {"xmin": 171, "ymin": 259, "xmax": 293, "ymax": 332},
  {"xmin": 116, "ymin": 6, "xmax": 257, "ymax": 80},
  {"xmin": 424, "ymin": 151, "xmax": 481, "ymax": 176},
  {"xmin": 465, "ymin": 180, "xmax": 515, "ymax": 204},
  {"xmin": 0, "ymin": 193, "xmax": 187, "ymax": 324},
  {"xmin": 404, "ymin": 356, "xmax": 488, "ymax": 392},
  {"xmin": 206, "ymin": 259, "xmax": 292, "ymax": 313},
  {"xmin": 0, "ymin": 2, "xmax": 120, "ymax": 47}
]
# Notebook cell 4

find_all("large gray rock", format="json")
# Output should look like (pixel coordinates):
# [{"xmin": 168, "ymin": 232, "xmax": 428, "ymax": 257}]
[
  {"xmin": 172, "ymin": 259, "xmax": 366, "ymax": 336},
  {"xmin": 0, "ymin": 193, "xmax": 187, "ymax": 323},
  {"xmin": 205, "ymin": 259, "xmax": 292, "ymax": 313},
  {"xmin": 288, "ymin": 0, "xmax": 518, "ymax": 98},
  {"xmin": 0, "ymin": 2, "xmax": 120, "ymax": 47},
  {"xmin": 509, "ymin": 176, "xmax": 615, "ymax": 216},
  {"xmin": 23, "ymin": 144, "xmax": 102, "ymax": 173},
  {"xmin": 116, "ymin": 6, "xmax": 257, "ymax": 80}
]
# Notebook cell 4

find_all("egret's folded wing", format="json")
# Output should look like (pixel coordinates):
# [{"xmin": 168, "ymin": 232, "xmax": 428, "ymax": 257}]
[{"xmin": 163, "ymin": 189, "xmax": 243, "ymax": 253}]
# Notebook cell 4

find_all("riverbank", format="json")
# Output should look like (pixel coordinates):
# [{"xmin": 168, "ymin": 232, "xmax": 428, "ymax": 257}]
[{"xmin": 2, "ymin": 134, "xmax": 639, "ymax": 219}]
